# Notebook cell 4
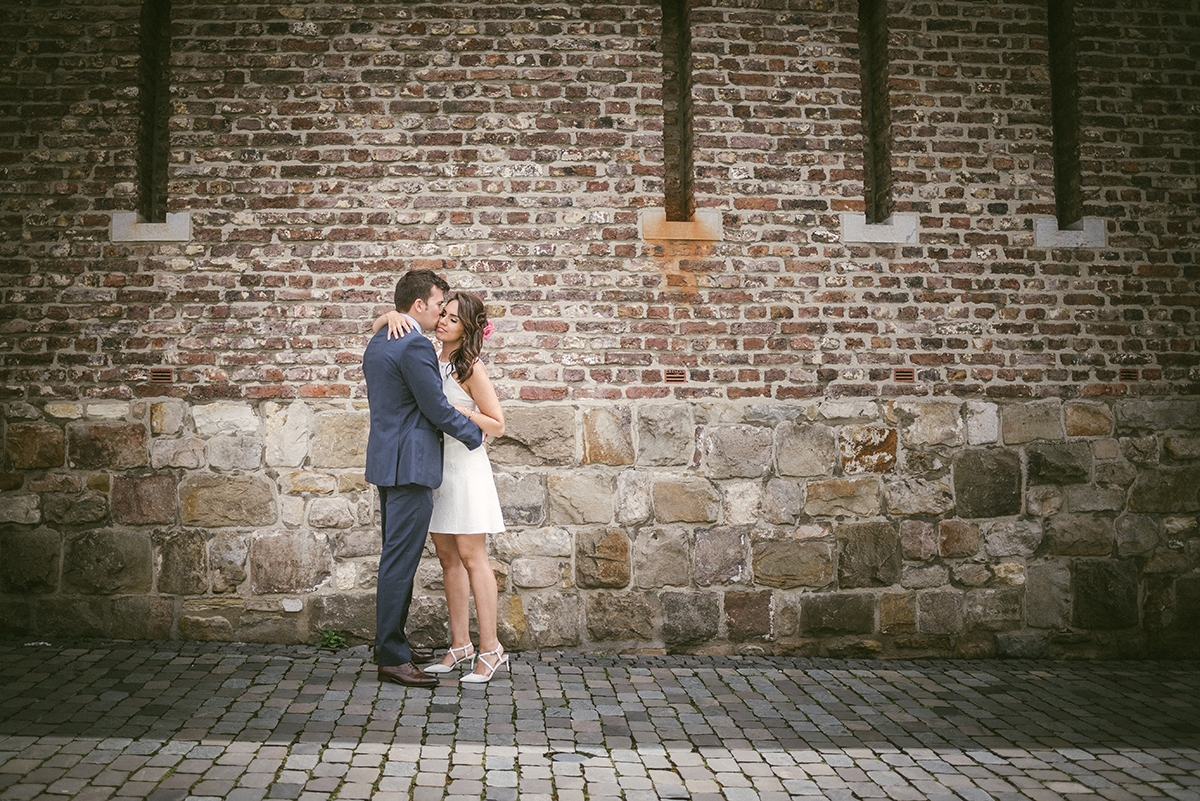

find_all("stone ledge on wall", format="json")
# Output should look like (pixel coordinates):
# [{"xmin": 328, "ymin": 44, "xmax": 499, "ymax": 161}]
[
  {"xmin": 1034, "ymin": 217, "xmax": 1106, "ymax": 248},
  {"xmin": 839, "ymin": 213, "xmax": 919, "ymax": 244},
  {"xmin": 110, "ymin": 212, "xmax": 193, "ymax": 243}
]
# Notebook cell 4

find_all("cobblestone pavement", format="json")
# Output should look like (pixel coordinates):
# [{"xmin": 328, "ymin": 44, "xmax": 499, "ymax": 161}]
[{"xmin": 0, "ymin": 641, "xmax": 1197, "ymax": 801}]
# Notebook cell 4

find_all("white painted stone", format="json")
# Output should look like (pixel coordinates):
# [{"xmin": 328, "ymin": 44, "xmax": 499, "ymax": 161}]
[
  {"xmin": 281, "ymin": 496, "xmax": 306, "ymax": 527},
  {"xmin": 723, "ymin": 481, "xmax": 762, "ymax": 525},
  {"xmin": 1034, "ymin": 217, "xmax": 1105, "ymax": 248},
  {"xmin": 965, "ymin": 401, "xmax": 999, "ymax": 445},
  {"xmin": 281, "ymin": 598, "xmax": 303, "ymax": 613},
  {"xmin": 840, "ymin": 212, "xmax": 919, "ymax": 244},
  {"xmin": 264, "ymin": 401, "xmax": 311, "ymax": 467},
  {"xmin": 193, "ymin": 402, "xmax": 259, "ymax": 437},
  {"xmin": 616, "ymin": 471, "xmax": 651, "ymax": 525}
]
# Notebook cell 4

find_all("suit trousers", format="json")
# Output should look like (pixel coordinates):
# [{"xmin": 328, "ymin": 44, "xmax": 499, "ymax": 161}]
[{"xmin": 375, "ymin": 483, "xmax": 433, "ymax": 666}]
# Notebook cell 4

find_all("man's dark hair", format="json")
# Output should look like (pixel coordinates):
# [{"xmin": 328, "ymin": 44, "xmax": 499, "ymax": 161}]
[{"xmin": 394, "ymin": 269, "xmax": 450, "ymax": 312}]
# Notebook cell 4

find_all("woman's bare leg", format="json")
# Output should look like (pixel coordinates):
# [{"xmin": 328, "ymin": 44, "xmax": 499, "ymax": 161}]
[
  {"xmin": 431, "ymin": 532, "xmax": 473, "ymax": 668},
  {"xmin": 455, "ymin": 533, "xmax": 501, "ymax": 675}
]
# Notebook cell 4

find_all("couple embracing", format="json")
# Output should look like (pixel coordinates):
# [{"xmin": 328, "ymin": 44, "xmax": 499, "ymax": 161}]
[{"xmin": 363, "ymin": 269, "xmax": 507, "ymax": 688}]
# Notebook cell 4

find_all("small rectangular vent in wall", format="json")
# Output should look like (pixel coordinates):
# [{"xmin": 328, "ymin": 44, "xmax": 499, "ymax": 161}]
[
  {"xmin": 894, "ymin": 367, "xmax": 916, "ymax": 383},
  {"xmin": 664, "ymin": 369, "xmax": 687, "ymax": 384},
  {"xmin": 1119, "ymin": 367, "xmax": 1139, "ymax": 382},
  {"xmin": 149, "ymin": 367, "xmax": 174, "ymax": 383}
]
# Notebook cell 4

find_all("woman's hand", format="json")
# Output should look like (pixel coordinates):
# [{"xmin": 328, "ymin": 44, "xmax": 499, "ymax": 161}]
[
  {"xmin": 452, "ymin": 404, "xmax": 472, "ymax": 417},
  {"xmin": 384, "ymin": 310, "xmax": 414, "ymax": 340}
]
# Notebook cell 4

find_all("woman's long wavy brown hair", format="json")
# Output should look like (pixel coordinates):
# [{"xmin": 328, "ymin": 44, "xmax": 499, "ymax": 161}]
[{"xmin": 444, "ymin": 291, "xmax": 488, "ymax": 383}]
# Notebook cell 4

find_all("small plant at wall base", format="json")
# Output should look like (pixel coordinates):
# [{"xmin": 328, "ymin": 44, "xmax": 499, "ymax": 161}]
[{"xmin": 319, "ymin": 629, "xmax": 347, "ymax": 650}]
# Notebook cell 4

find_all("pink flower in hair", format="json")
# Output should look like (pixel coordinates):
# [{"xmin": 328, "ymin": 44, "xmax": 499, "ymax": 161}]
[{"xmin": 482, "ymin": 320, "xmax": 495, "ymax": 340}]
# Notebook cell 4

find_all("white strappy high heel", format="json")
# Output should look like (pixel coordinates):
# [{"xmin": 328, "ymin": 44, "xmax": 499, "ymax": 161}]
[
  {"xmin": 460, "ymin": 645, "xmax": 508, "ymax": 684},
  {"xmin": 423, "ymin": 643, "xmax": 475, "ymax": 674}
]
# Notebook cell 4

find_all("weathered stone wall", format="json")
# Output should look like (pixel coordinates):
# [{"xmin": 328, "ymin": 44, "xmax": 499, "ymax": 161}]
[{"xmin": 1, "ymin": 0, "xmax": 1198, "ymax": 657}]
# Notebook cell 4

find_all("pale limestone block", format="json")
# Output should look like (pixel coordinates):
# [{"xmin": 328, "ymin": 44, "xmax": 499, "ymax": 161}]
[
  {"xmin": 890, "ymin": 401, "xmax": 964, "ymax": 446},
  {"xmin": 0, "ymin": 495, "xmax": 39, "ymax": 525},
  {"xmin": 333, "ymin": 562, "xmax": 357, "ymax": 591},
  {"xmin": 151, "ymin": 401, "xmax": 187, "ymax": 435},
  {"xmin": 804, "ymin": 477, "xmax": 882, "ymax": 517},
  {"xmin": 775, "ymin": 422, "xmax": 837, "ymax": 477},
  {"xmin": 581, "ymin": 406, "xmax": 634, "ymax": 465},
  {"xmin": 983, "ymin": 519, "xmax": 1043, "ymax": 557},
  {"xmin": 491, "ymin": 527, "xmax": 572, "ymax": 561},
  {"xmin": 280, "ymin": 471, "xmax": 337, "ymax": 495},
  {"xmin": 281, "ymin": 496, "xmax": 306, "ymax": 527},
  {"xmin": 702, "ymin": 424, "xmax": 773, "ymax": 479},
  {"xmin": 886, "ymin": 477, "xmax": 954, "ymax": 515},
  {"xmin": 44, "ymin": 402, "xmax": 83, "ymax": 420},
  {"xmin": 490, "ymin": 406, "xmax": 576, "ymax": 466},
  {"xmin": 616, "ymin": 471, "xmax": 651, "ymax": 525},
  {"xmin": 965, "ymin": 401, "xmax": 999, "ymax": 445},
  {"xmin": 309, "ymin": 497, "xmax": 355, "ymax": 529},
  {"xmin": 207, "ymin": 435, "xmax": 263, "ymax": 471},
  {"xmin": 311, "ymin": 410, "xmax": 369, "ymax": 469},
  {"xmin": 193, "ymin": 402, "xmax": 259, "ymax": 436},
  {"xmin": 763, "ymin": 478, "xmax": 803, "ymax": 524},
  {"xmin": 511, "ymin": 558, "xmax": 562, "ymax": 589},
  {"xmin": 814, "ymin": 400, "xmax": 877, "ymax": 421},
  {"xmin": 1002, "ymin": 399, "xmax": 1062, "ymax": 444},
  {"xmin": 902, "ymin": 564, "xmax": 949, "ymax": 589},
  {"xmin": 994, "ymin": 562, "xmax": 1026, "ymax": 585},
  {"xmin": 1165, "ymin": 516, "xmax": 1198, "ymax": 537},
  {"xmin": 547, "ymin": 471, "xmax": 613, "ymax": 524},
  {"xmin": 635, "ymin": 405, "xmax": 695, "ymax": 467},
  {"xmin": 264, "ymin": 401, "xmax": 312, "ymax": 467},
  {"xmin": 1065, "ymin": 402, "xmax": 1113, "ymax": 437},
  {"xmin": 652, "ymin": 477, "xmax": 721, "ymax": 523},
  {"xmin": 150, "ymin": 437, "xmax": 205, "ymax": 469},
  {"xmin": 723, "ymin": 481, "xmax": 763, "ymax": 525},
  {"xmin": 632, "ymin": 527, "xmax": 690, "ymax": 589},
  {"xmin": 86, "ymin": 403, "xmax": 128, "ymax": 419}
]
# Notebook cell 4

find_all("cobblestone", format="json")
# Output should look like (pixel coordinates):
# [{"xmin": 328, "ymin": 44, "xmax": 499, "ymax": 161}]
[{"xmin": 0, "ymin": 642, "xmax": 1197, "ymax": 800}]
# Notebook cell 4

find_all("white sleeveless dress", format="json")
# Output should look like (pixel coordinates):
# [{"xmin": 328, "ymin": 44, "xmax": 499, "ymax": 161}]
[{"xmin": 429, "ymin": 360, "xmax": 506, "ymax": 535}]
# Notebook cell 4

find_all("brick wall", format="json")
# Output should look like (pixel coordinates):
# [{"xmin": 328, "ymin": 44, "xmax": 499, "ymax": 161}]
[{"xmin": 0, "ymin": 0, "xmax": 1197, "ymax": 658}]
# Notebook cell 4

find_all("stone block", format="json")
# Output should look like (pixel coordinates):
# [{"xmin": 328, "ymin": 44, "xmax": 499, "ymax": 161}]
[
  {"xmin": 250, "ymin": 531, "xmax": 332, "ymax": 594},
  {"xmin": 0, "ymin": 495, "xmax": 39, "ymax": 525},
  {"xmin": 902, "ymin": 564, "xmax": 949, "ymax": 589},
  {"xmin": 236, "ymin": 608, "xmax": 306, "ymax": 645},
  {"xmin": 917, "ymin": 590, "xmax": 964, "ymax": 634},
  {"xmin": 839, "ymin": 425, "xmax": 896, "ymax": 475},
  {"xmin": 994, "ymin": 562, "xmax": 1025, "ymax": 585},
  {"xmin": 279, "ymin": 470, "xmax": 337, "ymax": 494},
  {"xmin": 1065, "ymin": 403, "xmax": 1113, "ymax": 437},
  {"xmin": 953, "ymin": 449, "xmax": 1021, "ymax": 518},
  {"xmin": 494, "ymin": 471, "xmax": 546, "ymax": 526},
  {"xmin": 775, "ymin": 422, "xmax": 837, "ymax": 477},
  {"xmin": 1115, "ymin": 399, "xmax": 1200, "ymax": 432},
  {"xmin": 111, "ymin": 596, "xmax": 174, "ymax": 640},
  {"xmin": 179, "ymin": 614, "xmax": 236, "ymax": 641},
  {"xmin": 616, "ymin": 470, "xmax": 651, "ymax": 525},
  {"xmin": 310, "ymin": 411, "xmax": 369, "ymax": 468},
  {"xmin": 965, "ymin": 401, "xmax": 999, "ymax": 445},
  {"xmin": 694, "ymin": 525, "xmax": 750, "ymax": 586},
  {"xmin": 490, "ymin": 406, "xmax": 575, "ymax": 466},
  {"xmin": 661, "ymin": 590, "xmax": 720, "ymax": 645},
  {"xmin": 67, "ymin": 423, "xmax": 148, "ymax": 469},
  {"xmin": 0, "ymin": 473, "xmax": 22, "ymax": 491},
  {"xmin": 312, "ymin": 592, "xmax": 376, "ymax": 643},
  {"xmin": 523, "ymin": 592, "xmax": 582, "ymax": 648},
  {"xmin": 1120, "ymin": 436, "xmax": 1159, "ymax": 466},
  {"xmin": 586, "ymin": 592, "xmax": 654, "ymax": 642},
  {"xmin": 43, "ymin": 491, "xmax": 108, "ymax": 525},
  {"xmin": 880, "ymin": 592, "xmax": 916, "ymax": 634},
  {"xmin": 939, "ymin": 520, "xmax": 980, "ymax": 558},
  {"xmin": 1026, "ymin": 486, "xmax": 1063, "ymax": 517},
  {"xmin": 1066, "ymin": 486, "xmax": 1124, "ymax": 513},
  {"xmin": 899, "ymin": 520, "xmax": 936, "ymax": 561},
  {"xmin": 1002, "ymin": 400, "xmax": 1062, "ymax": 444},
  {"xmin": 1129, "ymin": 467, "xmax": 1200, "ymax": 513},
  {"xmin": 805, "ymin": 477, "xmax": 882, "ymax": 517},
  {"xmin": 0, "ymin": 528, "xmax": 60, "ymax": 593},
  {"xmin": 575, "ymin": 527, "xmax": 630, "ymax": 589},
  {"xmin": 652, "ymin": 477, "xmax": 720, "ymax": 523},
  {"xmin": 309, "ymin": 497, "xmax": 354, "ymax": 529},
  {"xmin": 752, "ymin": 539, "xmax": 833, "ymax": 589},
  {"xmin": 548, "ymin": 471, "xmax": 613, "ymax": 524},
  {"xmin": 632, "ymin": 527, "xmax": 690, "ymax": 589},
  {"xmin": 5, "ymin": 422, "xmax": 65, "ymax": 469},
  {"xmin": 886, "ymin": 477, "xmax": 954, "ymax": 515},
  {"xmin": 722, "ymin": 481, "xmax": 762, "ymax": 525},
  {"xmin": 800, "ymin": 593, "xmax": 874, "ymax": 635},
  {"xmin": 150, "ymin": 437, "xmax": 205, "ymax": 469},
  {"xmin": 889, "ymin": 401, "xmax": 964, "ymax": 447},
  {"xmin": 636, "ymin": 405, "xmax": 694, "ymax": 466},
  {"xmin": 995, "ymin": 631, "xmax": 1049, "ymax": 658},
  {"xmin": 954, "ymin": 563, "xmax": 991, "ymax": 586},
  {"xmin": 0, "ymin": 600, "xmax": 30, "ymax": 635},
  {"xmin": 491, "ymin": 526, "xmax": 571, "ymax": 561},
  {"xmin": 264, "ymin": 401, "xmax": 311, "ymax": 467},
  {"xmin": 1072, "ymin": 560, "xmax": 1139, "ymax": 629},
  {"xmin": 762, "ymin": 478, "xmax": 802, "ymax": 524},
  {"xmin": 1176, "ymin": 576, "xmax": 1200, "ymax": 630},
  {"xmin": 724, "ymin": 589, "xmax": 773, "ymax": 641},
  {"xmin": 210, "ymin": 532, "xmax": 248, "ymax": 593},
  {"xmin": 511, "ymin": 557, "xmax": 563, "ymax": 589},
  {"xmin": 1045, "ymin": 517, "xmax": 1114, "ymax": 556},
  {"xmin": 964, "ymin": 588, "xmax": 1022, "ymax": 630},
  {"xmin": 35, "ymin": 597, "xmax": 109, "ymax": 639},
  {"xmin": 1027, "ymin": 441, "xmax": 1091, "ymax": 485},
  {"xmin": 1165, "ymin": 434, "xmax": 1200, "ymax": 461},
  {"xmin": 150, "ymin": 400, "xmax": 188, "ymax": 436},
  {"xmin": 703, "ymin": 424, "xmax": 773, "ymax": 479},
  {"xmin": 983, "ymin": 519, "xmax": 1043, "ymax": 557},
  {"xmin": 180, "ymin": 474, "xmax": 276, "ymax": 527},
  {"xmin": 193, "ymin": 402, "xmax": 258, "ymax": 436},
  {"xmin": 207, "ymin": 435, "xmax": 263, "ymax": 470},
  {"xmin": 155, "ymin": 532, "xmax": 208, "ymax": 595},
  {"xmin": 582, "ymin": 406, "xmax": 634, "ymax": 465},
  {"xmin": 333, "ymin": 529, "xmax": 382, "ymax": 559},
  {"xmin": 1026, "ymin": 561, "xmax": 1070, "ymax": 628},
  {"xmin": 62, "ymin": 530, "xmax": 152, "ymax": 594},
  {"xmin": 1115, "ymin": 515, "xmax": 1158, "ymax": 556},
  {"xmin": 112, "ymin": 475, "xmax": 177, "ymax": 525},
  {"xmin": 837, "ymin": 521, "xmax": 901, "ymax": 588},
  {"xmin": 42, "ymin": 402, "xmax": 82, "ymax": 420},
  {"xmin": 815, "ymin": 400, "xmax": 877, "ymax": 421}
]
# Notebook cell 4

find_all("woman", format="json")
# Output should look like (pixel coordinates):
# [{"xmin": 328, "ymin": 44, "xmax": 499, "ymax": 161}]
[{"xmin": 372, "ymin": 292, "xmax": 508, "ymax": 683}]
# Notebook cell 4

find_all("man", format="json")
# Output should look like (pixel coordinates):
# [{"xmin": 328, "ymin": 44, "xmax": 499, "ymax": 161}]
[{"xmin": 363, "ymin": 269, "xmax": 483, "ymax": 688}]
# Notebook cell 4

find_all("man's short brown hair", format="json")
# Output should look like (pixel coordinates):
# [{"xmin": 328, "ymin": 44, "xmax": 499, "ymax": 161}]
[{"xmin": 394, "ymin": 269, "xmax": 450, "ymax": 313}]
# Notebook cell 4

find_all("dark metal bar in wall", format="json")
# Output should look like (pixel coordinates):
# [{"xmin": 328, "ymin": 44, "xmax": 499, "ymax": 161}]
[
  {"xmin": 138, "ymin": 0, "xmax": 172, "ymax": 224},
  {"xmin": 661, "ymin": 0, "xmax": 695, "ymax": 222},
  {"xmin": 1048, "ymin": 0, "xmax": 1083, "ymax": 228},
  {"xmin": 857, "ymin": 0, "xmax": 894, "ymax": 225}
]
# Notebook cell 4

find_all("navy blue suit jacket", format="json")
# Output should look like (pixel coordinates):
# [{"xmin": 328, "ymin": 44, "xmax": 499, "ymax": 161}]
[{"xmin": 363, "ymin": 326, "xmax": 483, "ymax": 488}]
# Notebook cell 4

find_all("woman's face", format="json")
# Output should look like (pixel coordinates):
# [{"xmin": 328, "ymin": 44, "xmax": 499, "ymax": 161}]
[{"xmin": 436, "ymin": 299, "xmax": 464, "ymax": 346}]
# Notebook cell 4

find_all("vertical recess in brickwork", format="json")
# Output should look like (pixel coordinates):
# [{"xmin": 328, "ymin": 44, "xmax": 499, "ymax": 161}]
[
  {"xmin": 137, "ymin": 0, "xmax": 172, "ymax": 223},
  {"xmin": 661, "ymin": 0, "xmax": 696, "ymax": 222},
  {"xmin": 1047, "ymin": 0, "xmax": 1082, "ymax": 228},
  {"xmin": 857, "ymin": 0, "xmax": 894, "ymax": 224}
]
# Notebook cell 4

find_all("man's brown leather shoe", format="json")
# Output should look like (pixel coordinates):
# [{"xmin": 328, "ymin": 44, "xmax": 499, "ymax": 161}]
[
  {"xmin": 378, "ymin": 662, "xmax": 438, "ymax": 688},
  {"xmin": 374, "ymin": 646, "xmax": 435, "ymax": 664}
]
